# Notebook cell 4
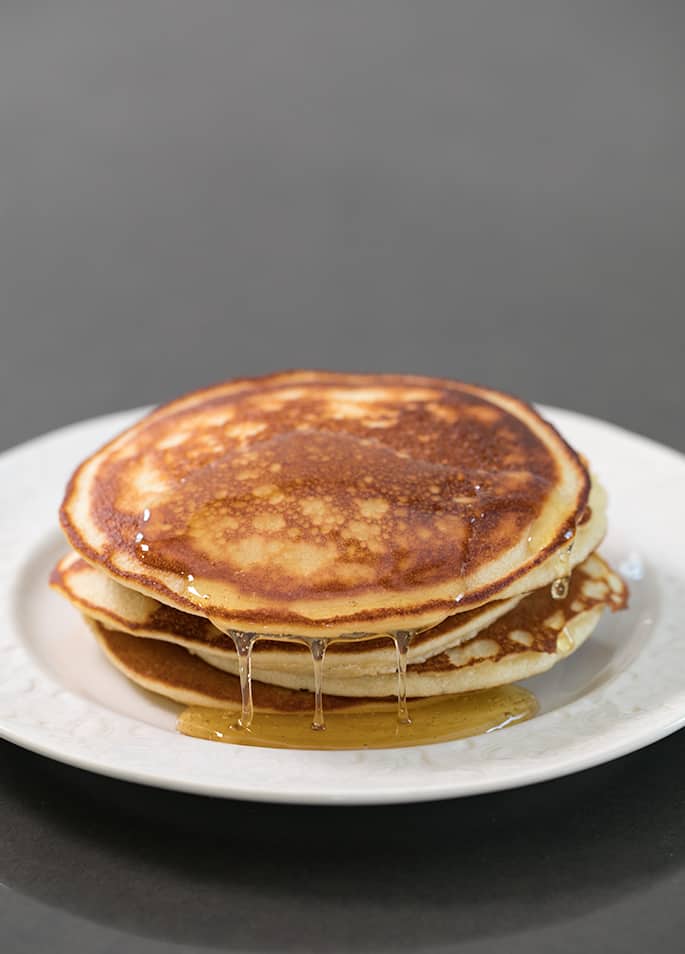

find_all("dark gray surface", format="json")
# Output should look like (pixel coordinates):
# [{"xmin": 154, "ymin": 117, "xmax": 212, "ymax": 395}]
[{"xmin": 0, "ymin": 3, "xmax": 683, "ymax": 952}]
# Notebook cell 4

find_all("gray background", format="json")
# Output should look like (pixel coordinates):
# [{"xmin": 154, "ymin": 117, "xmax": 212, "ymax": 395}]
[{"xmin": 0, "ymin": 3, "xmax": 683, "ymax": 952}]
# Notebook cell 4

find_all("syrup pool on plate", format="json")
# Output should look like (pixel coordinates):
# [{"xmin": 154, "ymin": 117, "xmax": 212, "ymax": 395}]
[
  {"xmin": 181, "ymin": 617, "xmax": 540, "ymax": 751},
  {"xmin": 178, "ymin": 684, "xmax": 538, "ymax": 750}
]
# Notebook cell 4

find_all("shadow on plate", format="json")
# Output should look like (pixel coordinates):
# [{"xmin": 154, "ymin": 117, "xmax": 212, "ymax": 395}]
[{"xmin": 1, "ymin": 730, "xmax": 684, "ymax": 951}]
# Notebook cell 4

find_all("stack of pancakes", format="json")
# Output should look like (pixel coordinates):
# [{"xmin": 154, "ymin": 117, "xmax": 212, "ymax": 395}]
[{"xmin": 52, "ymin": 371, "xmax": 627, "ymax": 719}]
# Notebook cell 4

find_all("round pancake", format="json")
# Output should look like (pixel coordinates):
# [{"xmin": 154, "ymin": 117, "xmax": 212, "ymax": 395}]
[
  {"xmin": 60, "ymin": 371, "xmax": 594, "ymax": 636},
  {"xmin": 83, "ymin": 552, "xmax": 626, "ymax": 705},
  {"xmin": 86, "ymin": 618, "xmax": 366, "ymax": 714},
  {"xmin": 190, "ymin": 552, "xmax": 628, "ymax": 695},
  {"xmin": 50, "ymin": 552, "xmax": 524, "ymax": 676}
]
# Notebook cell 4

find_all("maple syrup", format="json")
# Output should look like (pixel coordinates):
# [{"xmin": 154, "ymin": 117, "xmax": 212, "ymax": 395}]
[
  {"xmin": 308, "ymin": 638, "xmax": 328, "ymax": 730},
  {"xmin": 551, "ymin": 577, "xmax": 570, "ymax": 600},
  {"xmin": 392, "ymin": 631, "xmax": 412, "ymax": 724},
  {"xmin": 228, "ymin": 631, "xmax": 257, "ymax": 728},
  {"xmin": 178, "ymin": 685, "xmax": 538, "ymax": 750},
  {"xmin": 551, "ymin": 526, "xmax": 576, "ymax": 600},
  {"xmin": 556, "ymin": 625, "xmax": 575, "ymax": 655}
]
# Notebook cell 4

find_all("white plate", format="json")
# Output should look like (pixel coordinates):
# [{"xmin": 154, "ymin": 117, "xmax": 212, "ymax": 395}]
[{"xmin": 0, "ymin": 406, "xmax": 683, "ymax": 804}]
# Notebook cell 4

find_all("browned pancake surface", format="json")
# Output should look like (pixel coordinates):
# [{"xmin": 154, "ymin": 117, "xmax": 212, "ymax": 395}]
[
  {"xmin": 88, "ymin": 553, "xmax": 627, "ymax": 704},
  {"xmin": 94, "ymin": 625, "xmax": 375, "ymax": 712},
  {"xmin": 414, "ymin": 556, "xmax": 628, "ymax": 673},
  {"xmin": 60, "ymin": 371, "xmax": 590, "ymax": 633},
  {"xmin": 50, "ymin": 554, "xmax": 515, "ymax": 658}
]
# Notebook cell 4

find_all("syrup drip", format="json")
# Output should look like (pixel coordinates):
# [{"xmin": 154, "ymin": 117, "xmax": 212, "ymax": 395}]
[
  {"xmin": 309, "ymin": 638, "xmax": 328, "ymax": 730},
  {"xmin": 229, "ymin": 631, "xmax": 257, "ymax": 728},
  {"xmin": 392, "ymin": 631, "xmax": 412, "ymax": 724},
  {"xmin": 556, "ymin": 625, "xmax": 575, "ymax": 655},
  {"xmin": 551, "ymin": 577, "xmax": 570, "ymax": 600},
  {"xmin": 178, "ymin": 685, "xmax": 539, "ymax": 750},
  {"xmin": 214, "ymin": 624, "xmax": 429, "ymax": 739},
  {"xmin": 551, "ymin": 525, "xmax": 576, "ymax": 600}
]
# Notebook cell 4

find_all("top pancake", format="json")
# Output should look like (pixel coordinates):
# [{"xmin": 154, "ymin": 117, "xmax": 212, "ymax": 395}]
[{"xmin": 60, "ymin": 371, "xmax": 592, "ymax": 636}]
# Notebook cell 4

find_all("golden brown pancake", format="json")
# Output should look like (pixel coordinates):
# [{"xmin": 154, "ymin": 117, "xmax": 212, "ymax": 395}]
[
  {"xmin": 82, "ymin": 552, "xmax": 627, "ymax": 705},
  {"xmin": 87, "ymin": 619, "xmax": 365, "ymax": 713},
  {"xmin": 218, "ymin": 552, "xmax": 627, "ymax": 696},
  {"xmin": 60, "ymin": 371, "xmax": 598, "ymax": 636},
  {"xmin": 50, "ymin": 552, "xmax": 525, "ymax": 676}
]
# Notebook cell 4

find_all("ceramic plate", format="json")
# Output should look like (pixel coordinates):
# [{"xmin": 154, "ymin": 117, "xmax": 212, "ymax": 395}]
[{"xmin": 0, "ymin": 406, "xmax": 682, "ymax": 804}]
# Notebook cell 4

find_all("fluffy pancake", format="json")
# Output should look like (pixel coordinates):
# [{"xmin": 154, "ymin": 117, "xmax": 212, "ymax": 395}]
[
  {"xmin": 86, "ymin": 618, "xmax": 365, "ymax": 713},
  {"xmin": 206, "ymin": 552, "xmax": 627, "ymax": 696},
  {"xmin": 50, "ymin": 552, "xmax": 525, "ymax": 676},
  {"xmin": 162, "ymin": 552, "xmax": 629, "ymax": 695},
  {"xmin": 81, "ymin": 552, "xmax": 626, "ymax": 705},
  {"xmin": 60, "ymin": 371, "xmax": 597, "ymax": 636}
]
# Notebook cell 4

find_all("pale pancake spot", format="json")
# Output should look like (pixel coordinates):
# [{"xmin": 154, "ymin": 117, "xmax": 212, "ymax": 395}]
[
  {"xmin": 129, "ymin": 460, "xmax": 167, "ymax": 497},
  {"xmin": 581, "ymin": 579, "xmax": 609, "ymax": 600},
  {"xmin": 468, "ymin": 406, "xmax": 501, "ymax": 424},
  {"xmin": 365, "ymin": 418, "xmax": 397, "ymax": 429},
  {"xmin": 226, "ymin": 421, "xmax": 267, "ymax": 441},
  {"xmin": 448, "ymin": 638, "xmax": 501, "ymax": 667},
  {"xmin": 544, "ymin": 610, "xmax": 566, "ymax": 630},
  {"xmin": 157, "ymin": 431, "xmax": 191, "ymax": 450},
  {"xmin": 582, "ymin": 554, "xmax": 604, "ymax": 579},
  {"xmin": 510, "ymin": 629, "xmax": 534, "ymax": 646},
  {"xmin": 253, "ymin": 484, "xmax": 278, "ymax": 499},
  {"xmin": 300, "ymin": 498, "xmax": 332, "ymax": 523},
  {"xmin": 357, "ymin": 498, "xmax": 389, "ymax": 519},
  {"xmin": 204, "ymin": 411, "xmax": 234, "ymax": 427},
  {"xmin": 270, "ymin": 388, "xmax": 306, "ymax": 403},
  {"xmin": 345, "ymin": 520, "xmax": 383, "ymax": 549},
  {"xmin": 608, "ymin": 574, "xmax": 623, "ymax": 594},
  {"xmin": 326, "ymin": 399, "xmax": 369, "ymax": 420},
  {"xmin": 230, "ymin": 536, "xmax": 335, "ymax": 575},
  {"xmin": 327, "ymin": 387, "xmax": 436, "ymax": 411},
  {"xmin": 427, "ymin": 403, "xmax": 458, "ymax": 424},
  {"xmin": 253, "ymin": 513, "xmax": 286, "ymax": 533},
  {"xmin": 471, "ymin": 639, "xmax": 501, "ymax": 657}
]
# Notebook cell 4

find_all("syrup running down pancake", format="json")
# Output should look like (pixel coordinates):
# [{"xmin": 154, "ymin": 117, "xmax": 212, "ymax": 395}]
[
  {"xmin": 53, "ymin": 372, "xmax": 627, "ymax": 748},
  {"xmin": 51, "ymin": 551, "xmax": 626, "ymax": 695}
]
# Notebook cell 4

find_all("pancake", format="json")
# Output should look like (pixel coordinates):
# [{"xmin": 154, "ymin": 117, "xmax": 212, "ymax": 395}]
[
  {"xmin": 166, "ymin": 552, "xmax": 629, "ymax": 695},
  {"xmin": 60, "ymin": 371, "xmax": 599, "ymax": 637},
  {"xmin": 86, "ymin": 618, "xmax": 366, "ymax": 713},
  {"xmin": 203, "ymin": 552, "xmax": 627, "ymax": 696},
  {"xmin": 82, "ymin": 551, "xmax": 626, "ymax": 705},
  {"xmin": 50, "ymin": 552, "xmax": 525, "ymax": 676},
  {"xmin": 51, "ymin": 548, "xmax": 622, "ymax": 687}
]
